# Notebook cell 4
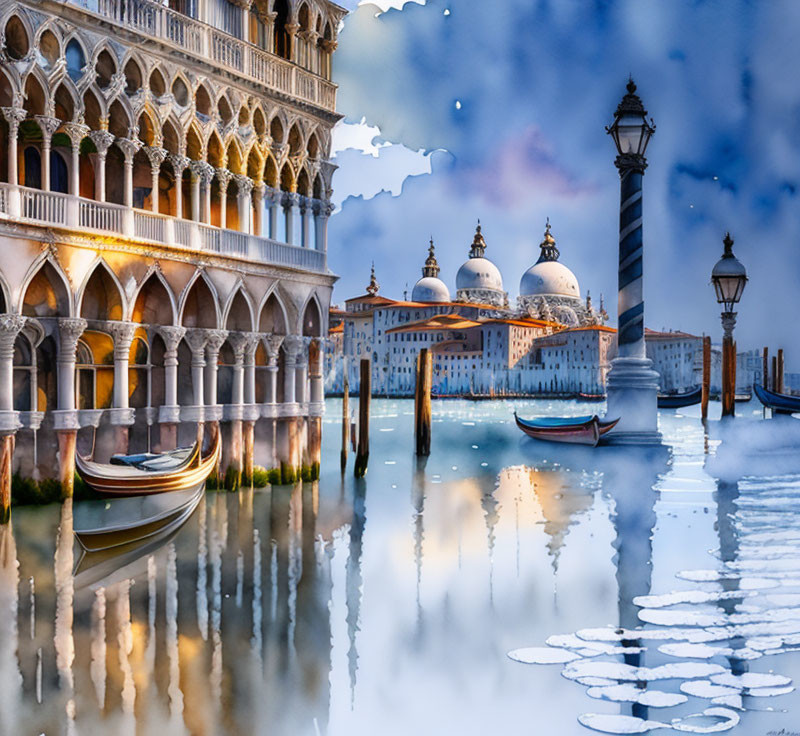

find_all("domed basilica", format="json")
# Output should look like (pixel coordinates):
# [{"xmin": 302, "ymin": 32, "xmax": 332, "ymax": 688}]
[{"xmin": 409, "ymin": 221, "xmax": 607, "ymax": 327}]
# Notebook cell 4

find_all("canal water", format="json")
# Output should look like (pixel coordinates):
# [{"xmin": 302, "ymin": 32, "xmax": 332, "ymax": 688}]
[{"xmin": 3, "ymin": 398, "xmax": 800, "ymax": 735}]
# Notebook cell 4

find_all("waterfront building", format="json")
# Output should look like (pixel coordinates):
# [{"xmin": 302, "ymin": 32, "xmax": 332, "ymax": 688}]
[
  {"xmin": 644, "ymin": 329, "xmax": 702, "ymax": 393},
  {"xmin": 0, "ymin": 0, "xmax": 345, "ymax": 488}
]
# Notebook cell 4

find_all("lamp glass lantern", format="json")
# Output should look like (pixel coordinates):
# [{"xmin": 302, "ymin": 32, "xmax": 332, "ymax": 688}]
[
  {"xmin": 607, "ymin": 80, "xmax": 656, "ymax": 159},
  {"xmin": 711, "ymin": 233, "xmax": 747, "ymax": 313}
]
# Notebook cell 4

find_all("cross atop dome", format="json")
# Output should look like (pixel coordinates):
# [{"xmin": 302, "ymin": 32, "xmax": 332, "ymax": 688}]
[
  {"xmin": 469, "ymin": 220, "xmax": 487, "ymax": 259},
  {"xmin": 422, "ymin": 237, "xmax": 441, "ymax": 278},
  {"xmin": 537, "ymin": 218, "xmax": 560, "ymax": 263},
  {"xmin": 366, "ymin": 262, "xmax": 380, "ymax": 296}
]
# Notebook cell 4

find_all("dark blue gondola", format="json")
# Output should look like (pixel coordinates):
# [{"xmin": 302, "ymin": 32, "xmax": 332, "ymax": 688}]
[
  {"xmin": 754, "ymin": 382, "xmax": 800, "ymax": 414},
  {"xmin": 657, "ymin": 386, "xmax": 702, "ymax": 409}
]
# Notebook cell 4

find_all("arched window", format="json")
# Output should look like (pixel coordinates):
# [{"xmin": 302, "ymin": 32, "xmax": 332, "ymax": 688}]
[
  {"xmin": 23, "ymin": 147, "xmax": 41, "ymax": 189},
  {"xmin": 65, "ymin": 39, "xmax": 86, "ymax": 82},
  {"xmin": 50, "ymin": 151, "xmax": 68, "ymax": 194},
  {"xmin": 273, "ymin": 0, "xmax": 291, "ymax": 60}
]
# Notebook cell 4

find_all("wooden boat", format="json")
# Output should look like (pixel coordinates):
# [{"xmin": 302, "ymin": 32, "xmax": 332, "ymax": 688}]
[
  {"xmin": 578, "ymin": 392, "xmax": 606, "ymax": 402},
  {"xmin": 514, "ymin": 412, "xmax": 619, "ymax": 447},
  {"xmin": 754, "ymin": 382, "xmax": 800, "ymax": 415},
  {"xmin": 76, "ymin": 430, "xmax": 220, "ymax": 495},
  {"xmin": 74, "ymin": 483, "xmax": 205, "ymax": 552},
  {"xmin": 657, "ymin": 386, "xmax": 702, "ymax": 409}
]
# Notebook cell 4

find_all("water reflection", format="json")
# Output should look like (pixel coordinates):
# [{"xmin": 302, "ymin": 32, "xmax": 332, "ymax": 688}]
[{"xmin": 5, "ymin": 400, "xmax": 800, "ymax": 735}]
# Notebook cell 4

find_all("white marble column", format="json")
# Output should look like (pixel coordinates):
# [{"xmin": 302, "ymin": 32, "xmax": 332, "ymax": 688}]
[
  {"xmin": 282, "ymin": 192, "xmax": 297, "ymax": 245},
  {"xmin": 63, "ymin": 122, "xmax": 89, "ymax": 198},
  {"xmin": 282, "ymin": 335, "xmax": 303, "ymax": 405},
  {"xmin": 227, "ymin": 333, "xmax": 249, "ymax": 407},
  {"xmin": 216, "ymin": 168, "xmax": 233, "ymax": 229},
  {"xmin": 168, "ymin": 154, "xmax": 190, "ymax": 220},
  {"xmin": 144, "ymin": 146, "xmax": 167, "ymax": 214},
  {"xmin": 184, "ymin": 330, "xmax": 209, "ymax": 408},
  {"xmin": 88, "ymin": 130, "xmax": 115, "ymax": 203},
  {"xmin": 243, "ymin": 334, "xmax": 261, "ymax": 405},
  {"xmin": 203, "ymin": 330, "xmax": 228, "ymax": 408},
  {"xmin": 56, "ymin": 318, "xmax": 87, "ymax": 411},
  {"xmin": 266, "ymin": 186, "xmax": 279, "ymax": 239},
  {"xmin": 264, "ymin": 334, "xmax": 283, "ymax": 404},
  {"xmin": 0, "ymin": 315, "xmax": 25, "ymax": 413},
  {"xmin": 34, "ymin": 115, "xmax": 61, "ymax": 192},
  {"xmin": 158, "ymin": 326, "xmax": 186, "ymax": 410},
  {"xmin": 234, "ymin": 175, "xmax": 254, "ymax": 234},
  {"xmin": 294, "ymin": 337, "xmax": 310, "ymax": 405},
  {"xmin": 309, "ymin": 337, "xmax": 324, "ymax": 403},
  {"xmin": 299, "ymin": 196, "xmax": 311, "ymax": 248},
  {"xmin": 109, "ymin": 321, "xmax": 137, "ymax": 410},
  {"xmin": 116, "ymin": 138, "xmax": 143, "ymax": 209},
  {"xmin": 252, "ymin": 182, "xmax": 265, "ymax": 237},
  {"xmin": 1, "ymin": 106, "xmax": 25, "ymax": 217}
]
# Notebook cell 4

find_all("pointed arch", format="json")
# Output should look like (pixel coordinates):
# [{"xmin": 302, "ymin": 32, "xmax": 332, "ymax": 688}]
[
  {"xmin": 0, "ymin": 269, "xmax": 12, "ymax": 314},
  {"xmin": 296, "ymin": 167, "xmax": 310, "ymax": 196},
  {"xmin": 0, "ymin": 68, "xmax": 14, "ymax": 109},
  {"xmin": 307, "ymin": 130, "xmax": 320, "ymax": 159},
  {"xmin": 269, "ymin": 114, "xmax": 284, "ymax": 145},
  {"xmin": 252, "ymin": 104, "xmax": 266, "ymax": 136},
  {"xmin": 246, "ymin": 146, "xmax": 262, "ymax": 180},
  {"xmin": 299, "ymin": 292, "xmax": 324, "ymax": 337},
  {"xmin": 137, "ymin": 108, "xmax": 158, "ymax": 146},
  {"xmin": 94, "ymin": 46, "xmax": 117, "ymax": 89},
  {"xmin": 217, "ymin": 93, "xmax": 233, "ymax": 125},
  {"xmin": 77, "ymin": 259, "xmax": 126, "ymax": 321},
  {"xmin": 171, "ymin": 73, "xmax": 190, "ymax": 107},
  {"xmin": 186, "ymin": 121, "xmax": 204, "ymax": 160},
  {"xmin": 63, "ymin": 36, "xmax": 88, "ymax": 83},
  {"xmin": 53, "ymin": 80, "xmax": 77, "ymax": 121},
  {"xmin": 19, "ymin": 255, "xmax": 72, "ymax": 317},
  {"xmin": 207, "ymin": 129, "xmax": 223, "ymax": 168},
  {"xmin": 130, "ymin": 267, "xmax": 177, "ymax": 325},
  {"xmin": 149, "ymin": 66, "xmax": 166, "ymax": 97},
  {"xmin": 195, "ymin": 82, "xmax": 212, "ymax": 119},
  {"xmin": 225, "ymin": 137, "xmax": 243, "ymax": 175},
  {"xmin": 223, "ymin": 283, "xmax": 255, "ymax": 332},
  {"xmin": 287, "ymin": 122, "xmax": 303, "ymax": 155},
  {"xmin": 38, "ymin": 27, "xmax": 61, "ymax": 69},
  {"xmin": 312, "ymin": 172, "xmax": 324, "ymax": 200},
  {"xmin": 4, "ymin": 14, "xmax": 31, "ymax": 61},
  {"xmin": 123, "ymin": 55, "xmax": 143, "ymax": 95},
  {"xmin": 263, "ymin": 153, "xmax": 278, "ymax": 188},
  {"xmin": 162, "ymin": 117, "xmax": 180, "ymax": 155},
  {"xmin": 258, "ymin": 287, "xmax": 288, "ymax": 334},
  {"xmin": 179, "ymin": 270, "xmax": 220, "ymax": 329},
  {"xmin": 108, "ymin": 97, "xmax": 132, "ymax": 138},
  {"xmin": 279, "ymin": 162, "xmax": 294, "ymax": 193},
  {"xmin": 23, "ymin": 70, "xmax": 47, "ymax": 117},
  {"xmin": 82, "ymin": 86, "xmax": 104, "ymax": 130}
]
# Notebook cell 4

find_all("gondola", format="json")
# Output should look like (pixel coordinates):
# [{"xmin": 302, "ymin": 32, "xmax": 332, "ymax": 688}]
[
  {"xmin": 578, "ymin": 392, "xmax": 606, "ymax": 402},
  {"xmin": 754, "ymin": 382, "xmax": 800, "ymax": 415},
  {"xmin": 514, "ymin": 412, "xmax": 619, "ymax": 447},
  {"xmin": 76, "ymin": 429, "xmax": 220, "ymax": 495},
  {"xmin": 73, "ymin": 483, "xmax": 205, "ymax": 552},
  {"xmin": 657, "ymin": 386, "xmax": 702, "ymax": 409}
]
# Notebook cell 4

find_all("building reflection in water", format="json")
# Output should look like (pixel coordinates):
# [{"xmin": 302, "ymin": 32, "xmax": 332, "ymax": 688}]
[
  {"xmin": 0, "ymin": 521, "xmax": 21, "ymax": 734},
  {"xmin": 346, "ymin": 478, "xmax": 367, "ymax": 708}
]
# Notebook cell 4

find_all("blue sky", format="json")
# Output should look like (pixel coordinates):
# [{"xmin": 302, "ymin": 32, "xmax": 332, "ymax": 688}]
[{"xmin": 327, "ymin": 0, "xmax": 800, "ymax": 358}]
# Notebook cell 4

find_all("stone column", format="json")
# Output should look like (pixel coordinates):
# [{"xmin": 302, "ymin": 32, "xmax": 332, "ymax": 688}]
[
  {"xmin": 168, "ymin": 154, "xmax": 190, "ymax": 220},
  {"xmin": 299, "ymin": 196, "xmax": 311, "ymax": 248},
  {"xmin": 294, "ymin": 336, "xmax": 310, "ymax": 405},
  {"xmin": 282, "ymin": 192, "xmax": 297, "ymax": 245},
  {"xmin": 252, "ymin": 182, "xmax": 265, "ymax": 237},
  {"xmin": 228, "ymin": 332, "xmax": 249, "ymax": 408},
  {"xmin": 190, "ymin": 161, "xmax": 214, "ymax": 223},
  {"xmin": 243, "ymin": 333, "xmax": 260, "ymax": 405},
  {"xmin": 88, "ymin": 130, "xmax": 115, "ymax": 203},
  {"xmin": 0, "ymin": 314, "xmax": 23, "ymax": 522},
  {"xmin": 1, "ymin": 106, "xmax": 25, "ymax": 217},
  {"xmin": 189, "ymin": 161, "xmax": 203, "ymax": 222},
  {"xmin": 203, "ymin": 329, "xmax": 228, "ymax": 409},
  {"xmin": 34, "ymin": 115, "xmax": 60, "ymax": 192},
  {"xmin": 216, "ymin": 168, "xmax": 233, "ymax": 229},
  {"xmin": 234, "ymin": 175, "xmax": 254, "ymax": 234},
  {"xmin": 56, "ymin": 317, "xmax": 87, "ymax": 498},
  {"xmin": 63, "ymin": 122, "xmax": 89, "ymax": 197},
  {"xmin": 282, "ymin": 335, "xmax": 303, "ymax": 405},
  {"xmin": 184, "ymin": 329, "xmax": 209, "ymax": 408},
  {"xmin": 224, "ymin": 332, "xmax": 249, "ymax": 485},
  {"xmin": 157, "ymin": 326, "xmax": 186, "ymax": 451},
  {"xmin": 285, "ymin": 22, "xmax": 300, "ymax": 62},
  {"xmin": 144, "ymin": 146, "xmax": 167, "ymax": 214},
  {"xmin": 309, "ymin": 337, "xmax": 325, "ymax": 403},
  {"xmin": 266, "ymin": 186, "xmax": 279, "ymax": 239},
  {"xmin": 264, "ymin": 334, "xmax": 284, "ymax": 404},
  {"xmin": 109, "ymin": 321, "xmax": 136, "ymax": 410},
  {"xmin": 116, "ymin": 138, "xmax": 142, "ymax": 208}
]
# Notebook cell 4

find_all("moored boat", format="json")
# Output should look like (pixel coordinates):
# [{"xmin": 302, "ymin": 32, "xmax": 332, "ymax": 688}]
[
  {"xmin": 76, "ymin": 429, "xmax": 220, "ymax": 495},
  {"xmin": 754, "ymin": 383, "xmax": 800, "ymax": 415},
  {"xmin": 514, "ymin": 412, "xmax": 619, "ymax": 447},
  {"xmin": 657, "ymin": 386, "xmax": 702, "ymax": 409},
  {"xmin": 578, "ymin": 392, "xmax": 606, "ymax": 402}
]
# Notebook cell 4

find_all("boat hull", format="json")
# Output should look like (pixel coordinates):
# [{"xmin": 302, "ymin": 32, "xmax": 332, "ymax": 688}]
[
  {"xmin": 514, "ymin": 414, "xmax": 620, "ymax": 447},
  {"xmin": 754, "ymin": 383, "xmax": 800, "ymax": 414},
  {"xmin": 657, "ymin": 387, "xmax": 702, "ymax": 409}
]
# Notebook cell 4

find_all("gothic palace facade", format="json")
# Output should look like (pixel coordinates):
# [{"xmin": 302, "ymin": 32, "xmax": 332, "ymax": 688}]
[{"xmin": 0, "ymin": 0, "xmax": 345, "ymax": 492}]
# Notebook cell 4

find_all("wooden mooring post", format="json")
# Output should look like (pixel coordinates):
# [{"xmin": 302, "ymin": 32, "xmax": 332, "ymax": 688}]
[
  {"xmin": 341, "ymin": 369, "xmax": 349, "ymax": 473},
  {"xmin": 777, "ymin": 349, "xmax": 785, "ymax": 394},
  {"xmin": 415, "ymin": 348, "xmax": 433, "ymax": 456},
  {"xmin": 772, "ymin": 356, "xmax": 778, "ymax": 393},
  {"xmin": 763, "ymin": 347, "xmax": 769, "ymax": 388},
  {"xmin": 701, "ymin": 336, "xmax": 711, "ymax": 420},
  {"xmin": 354, "ymin": 359, "xmax": 370, "ymax": 478}
]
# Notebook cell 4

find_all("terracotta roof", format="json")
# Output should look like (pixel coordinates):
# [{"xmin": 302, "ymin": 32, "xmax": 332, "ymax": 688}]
[
  {"xmin": 328, "ymin": 322, "xmax": 344, "ymax": 334},
  {"xmin": 387, "ymin": 313, "xmax": 483, "ymax": 333},
  {"xmin": 329, "ymin": 307, "xmax": 349, "ymax": 317},
  {"xmin": 645, "ymin": 328, "xmax": 701, "ymax": 340},
  {"xmin": 559, "ymin": 325, "xmax": 617, "ymax": 334},
  {"xmin": 344, "ymin": 294, "xmax": 399, "ymax": 307},
  {"xmin": 483, "ymin": 317, "xmax": 560, "ymax": 329}
]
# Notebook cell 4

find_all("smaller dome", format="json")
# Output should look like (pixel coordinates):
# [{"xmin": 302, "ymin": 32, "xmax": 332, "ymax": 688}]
[
  {"xmin": 520, "ymin": 220, "xmax": 580, "ymax": 299},
  {"xmin": 412, "ymin": 276, "xmax": 451, "ymax": 303},
  {"xmin": 456, "ymin": 258, "xmax": 504, "ymax": 292}
]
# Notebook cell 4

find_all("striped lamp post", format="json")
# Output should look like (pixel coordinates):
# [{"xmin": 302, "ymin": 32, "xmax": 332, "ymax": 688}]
[{"xmin": 604, "ymin": 79, "xmax": 662, "ymax": 444}]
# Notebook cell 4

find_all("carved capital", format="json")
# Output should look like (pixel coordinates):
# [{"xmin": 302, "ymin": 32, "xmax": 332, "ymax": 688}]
[
  {"xmin": 281, "ymin": 192, "xmax": 298, "ymax": 210},
  {"xmin": 108, "ymin": 321, "xmax": 137, "ymax": 357},
  {"xmin": 34, "ymin": 115, "xmax": 61, "ymax": 143},
  {"xmin": 57, "ymin": 318, "xmax": 87, "ymax": 358},
  {"xmin": 88, "ymin": 129, "xmax": 116, "ymax": 155},
  {"xmin": 144, "ymin": 145, "xmax": 168, "ymax": 169},
  {"xmin": 263, "ymin": 333, "xmax": 284, "ymax": 366},
  {"xmin": 252, "ymin": 181, "xmax": 266, "ymax": 201},
  {"xmin": 227, "ymin": 331, "xmax": 250, "ymax": 363},
  {"xmin": 62, "ymin": 122, "xmax": 89, "ymax": 149},
  {"xmin": 243, "ymin": 332, "xmax": 262, "ymax": 362},
  {"xmin": 168, "ymin": 153, "xmax": 190, "ymax": 176},
  {"xmin": 158, "ymin": 325, "xmax": 186, "ymax": 354},
  {"xmin": 1, "ymin": 106, "xmax": 25, "ymax": 133},
  {"xmin": 282, "ymin": 334, "xmax": 305, "ymax": 363},
  {"xmin": 184, "ymin": 328, "xmax": 209, "ymax": 360},
  {"xmin": 284, "ymin": 22, "xmax": 300, "ymax": 38},
  {"xmin": 116, "ymin": 137, "xmax": 143, "ymax": 162},
  {"xmin": 234, "ymin": 174, "xmax": 254, "ymax": 197},
  {"xmin": 0, "ymin": 314, "xmax": 25, "ymax": 355},
  {"xmin": 190, "ymin": 160, "xmax": 215, "ymax": 185},
  {"xmin": 202, "ymin": 329, "xmax": 228, "ymax": 357},
  {"xmin": 216, "ymin": 167, "xmax": 234, "ymax": 190}
]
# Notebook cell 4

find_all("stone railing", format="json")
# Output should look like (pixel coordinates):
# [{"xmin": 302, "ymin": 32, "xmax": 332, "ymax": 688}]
[
  {"xmin": 60, "ymin": 0, "xmax": 337, "ymax": 112},
  {"xmin": 0, "ymin": 183, "xmax": 327, "ymax": 274}
]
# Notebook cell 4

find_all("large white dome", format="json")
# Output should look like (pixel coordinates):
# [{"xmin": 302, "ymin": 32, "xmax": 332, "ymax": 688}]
[
  {"xmin": 412, "ymin": 276, "xmax": 451, "ymax": 303},
  {"xmin": 520, "ymin": 260, "xmax": 580, "ymax": 298},
  {"xmin": 456, "ymin": 257, "xmax": 504, "ymax": 292}
]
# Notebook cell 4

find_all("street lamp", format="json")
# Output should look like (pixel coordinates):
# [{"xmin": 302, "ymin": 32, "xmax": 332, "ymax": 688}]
[
  {"xmin": 711, "ymin": 232, "xmax": 747, "ymax": 417},
  {"xmin": 603, "ymin": 79, "xmax": 661, "ymax": 444}
]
